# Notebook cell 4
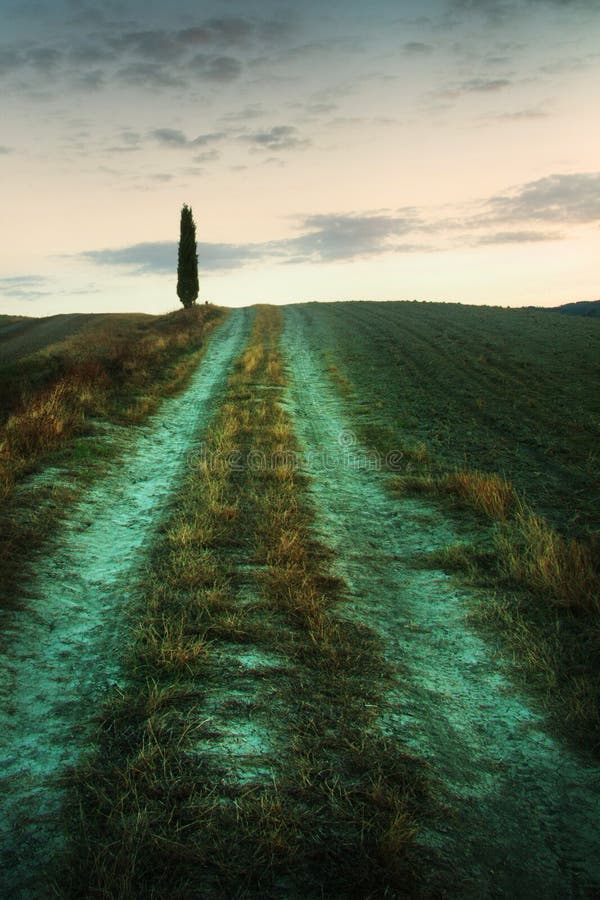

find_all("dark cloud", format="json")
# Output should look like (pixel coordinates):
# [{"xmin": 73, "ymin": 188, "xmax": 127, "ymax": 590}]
[
  {"xmin": 104, "ymin": 18, "xmax": 259, "ymax": 61},
  {"xmin": 116, "ymin": 61, "xmax": 186, "ymax": 88},
  {"xmin": 0, "ymin": 13, "xmax": 287, "ymax": 94},
  {"xmin": 75, "ymin": 68, "xmax": 104, "ymax": 90},
  {"xmin": 243, "ymin": 125, "xmax": 310, "ymax": 151},
  {"xmin": 151, "ymin": 128, "xmax": 188, "ymax": 147},
  {"xmin": 402, "ymin": 41, "xmax": 434, "ymax": 55},
  {"xmin": 0, "ymin": 48, "xmax": 22, "ymax": 76},
  {"xmin": 27, "ymin": 46, "xmax": 63, "ymax": 72},
  {"xmin": 192, "ymin": 131, "xmax": 227, "ymax": 146},
  {"xmin": 187, "ymin": 54, "xmax": 242, "ymax": 82},
  {"xmin": 445, "ymin": 0, "xmax": 600, "ymax": 24},
  {"xmin": 150, "ymin": 129, "xmax": 226, "ymax": 149},
  {"xmin": 188, "ymin": 17, "xmax": 254, "ymax": 46},
  {"xmin": 485, "ymin": 172, "xmax": 600, "ymax": 224}
]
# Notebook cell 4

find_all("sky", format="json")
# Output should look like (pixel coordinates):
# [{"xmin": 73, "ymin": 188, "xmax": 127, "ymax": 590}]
[{"xmin": 0, "ymin": 0, "xmax": 599, "ymax": 315}]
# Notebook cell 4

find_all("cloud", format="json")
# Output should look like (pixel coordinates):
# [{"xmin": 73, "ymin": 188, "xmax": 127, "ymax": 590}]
[
  {"xmin": 0, "ymin": 48, "xmax": 22, "ymax": 76},
  {"xmin": 150, "ymin": 128, "xmax": 227, "ymax": 150},
  {"xmin": 242, "ymin": 125, "xmax": 310, "ymax": 151},
  {"xmin": 28, "ymin": 46, "xmax": 63, "ymax": 73},
  {"xmin": 187, "ymin": 54, "xmax": 242, "ymax": 82},
  {"xmin": 115, "ymin": 62, "xmax": 186, "ymax": 88},
  {"xmin": 0, "ymin": 275, "xmax": 51, "ymax": 299},
  {"xmin": 0, "ymin": 145, "xmax": 13, "ymax": 154},
  {"xmin": 75, "ymin": 68, "xmax": 104, "ymax": 90},
  {"xmin": 105, "ymin": 18, "xmax": 259, "ymax": 61},
  {"xmin": 283, "ymin": 212, "xmax": 420, "ymax": 262},
  {"xmin": 82, "ymin": 241, "xmax": 265, "ymax": 273},
  {"xmin": 485, "ymin": 172, "xmax": 600, "ymax": 224},
  {"xmin": 151, "ymin": 128, "xmax": 189, "ymax": 147},
  {"xmin": 219, "ymin": 104, "xmax": 264, "ymax": 123},
  {"xmin": 434, "ymin": 77, "xmax": 512, "ymax": 100},
  {"xmin": 80, "ymin": 171, "xmax": 600, "ymax": 278},
  {"xmin": 446, "ymin": 0, "xmax": 600, "ymax": 19},
  {"xmin": 462, "ymin": 78, "xmax": 511, "ymax": 92},
  {"xmin": 192, "ymin": 131, "xmax": 227, "ymax": 146},
  {"xmin": 493, "ymin": 107, "xmax": 548, "ymax": 121},
  {"xmin": 82, "ymin": 210, "xmax": 425, "ymax": 274},
  {"xmin": 193, "ymin": 148, "xmax": 220, "ymax": 163},
  {"xmin": 474, "ymin": 229, "xmax": 562, "ymax": 244},
  {"xmin": 0, "ymin": 13, "xmax": 288, "ymax": 95},
  {"xmin": 402, "ymin": 42, "xmax": 434, "ymax": 55}
]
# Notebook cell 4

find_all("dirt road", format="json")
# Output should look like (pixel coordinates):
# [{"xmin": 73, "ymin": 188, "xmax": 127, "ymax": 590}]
[
  {"xmin": 282, "ymin": 304, "xmax": 600, "ymax": 899},
  {"xmin": 0, "ymin": 309, "xmax": 248, "ymax": 898}
]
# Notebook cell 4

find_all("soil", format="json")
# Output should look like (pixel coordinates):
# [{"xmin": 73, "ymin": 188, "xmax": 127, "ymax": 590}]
[
  {"xmin": 282, "ymin": 304, "xmax": 600, "ymax": 899},
  {"xmin": 0, "ymin": 309, "xmax": 249, "ymax": 899}
]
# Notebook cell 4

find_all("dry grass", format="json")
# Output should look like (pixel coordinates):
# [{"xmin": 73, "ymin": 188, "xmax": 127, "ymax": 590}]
[
  {"xmin": 0, "ymin": 305, "xmax": 225, "ymax": 611},
  {"xmin": 440, "ymin": 469, "xmax": 519, "ymax": 520},
  {"xmin": 0, "ymin": 305, "xmax": 222, "ymax": 494},
  {"xmin": 497, "ymin": 511, "xmax": 600, "ymax": 613}
]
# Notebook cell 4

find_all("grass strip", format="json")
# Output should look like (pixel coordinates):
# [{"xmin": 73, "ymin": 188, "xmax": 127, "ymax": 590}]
[{"xmin": 56, "ymin": 305, "xmax": 429, "ymax": 899}]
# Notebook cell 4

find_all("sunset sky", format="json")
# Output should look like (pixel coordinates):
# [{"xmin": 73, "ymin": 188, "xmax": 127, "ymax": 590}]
[{"xmin": 1, "ymin": 0, "xmax": 599, "ymax": 315}]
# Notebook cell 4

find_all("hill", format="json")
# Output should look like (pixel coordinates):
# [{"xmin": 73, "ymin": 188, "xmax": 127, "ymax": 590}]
[{"xmin": 538, "ymin": 299, "xmax": 600, "ymax": 317}]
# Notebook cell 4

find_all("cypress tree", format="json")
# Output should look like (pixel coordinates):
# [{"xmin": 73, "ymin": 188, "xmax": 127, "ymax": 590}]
[{"xmin": 176, "ymin": 204, "xmax": 199, "ymax": 308}]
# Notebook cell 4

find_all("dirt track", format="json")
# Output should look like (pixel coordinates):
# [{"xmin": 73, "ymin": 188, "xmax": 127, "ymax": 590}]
[
  {"xmin": 0, "ymin": 309, "xmax": 248, "ymax": 898},
  {"xmin": 282, "ymin": 304, "xmax": 600, "ymax": 899}
]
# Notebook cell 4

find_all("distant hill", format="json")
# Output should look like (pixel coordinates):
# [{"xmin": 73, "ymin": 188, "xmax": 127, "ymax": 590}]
[{"xmin": 542, "ymin": 300, "xmax": 600, "ymax": 318}]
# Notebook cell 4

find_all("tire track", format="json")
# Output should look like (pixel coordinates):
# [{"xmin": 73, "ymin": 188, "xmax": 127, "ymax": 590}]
[
  {"xmin": 282, "ymin": 304, "xmax": 600, "ymax": 899},
  {"xmin": 0, "ymin": 308, "xmax": 249, "ymax": 898}
]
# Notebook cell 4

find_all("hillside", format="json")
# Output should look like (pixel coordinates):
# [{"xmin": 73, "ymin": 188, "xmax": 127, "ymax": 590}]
[
  {"xmin": 0, "ymin": 302, "xmax": 598, "ymax": 898},
  {"xmin": 534, "ymin": 299, "xmax": 600, "ymax": 317}
]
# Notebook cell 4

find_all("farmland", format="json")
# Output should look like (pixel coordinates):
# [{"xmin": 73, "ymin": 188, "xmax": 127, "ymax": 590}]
[{"xmin": 0, "ymin": 301, "xmax": 599, "ymax": 897}]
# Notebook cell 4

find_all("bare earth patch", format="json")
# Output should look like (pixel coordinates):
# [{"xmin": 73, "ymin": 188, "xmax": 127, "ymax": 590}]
[
  {"xmin": 282, "ymin": 304, "xmax": 600, "ymax": 898},
  {"xmin": 0, "ymin": 310, "xmax": 248, "ymax": 898}
]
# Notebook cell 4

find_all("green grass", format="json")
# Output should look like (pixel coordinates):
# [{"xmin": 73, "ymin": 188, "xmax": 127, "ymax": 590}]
[{"xmin": 56, "ymin": 306, "xmax": 429, "ymax": 898}]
